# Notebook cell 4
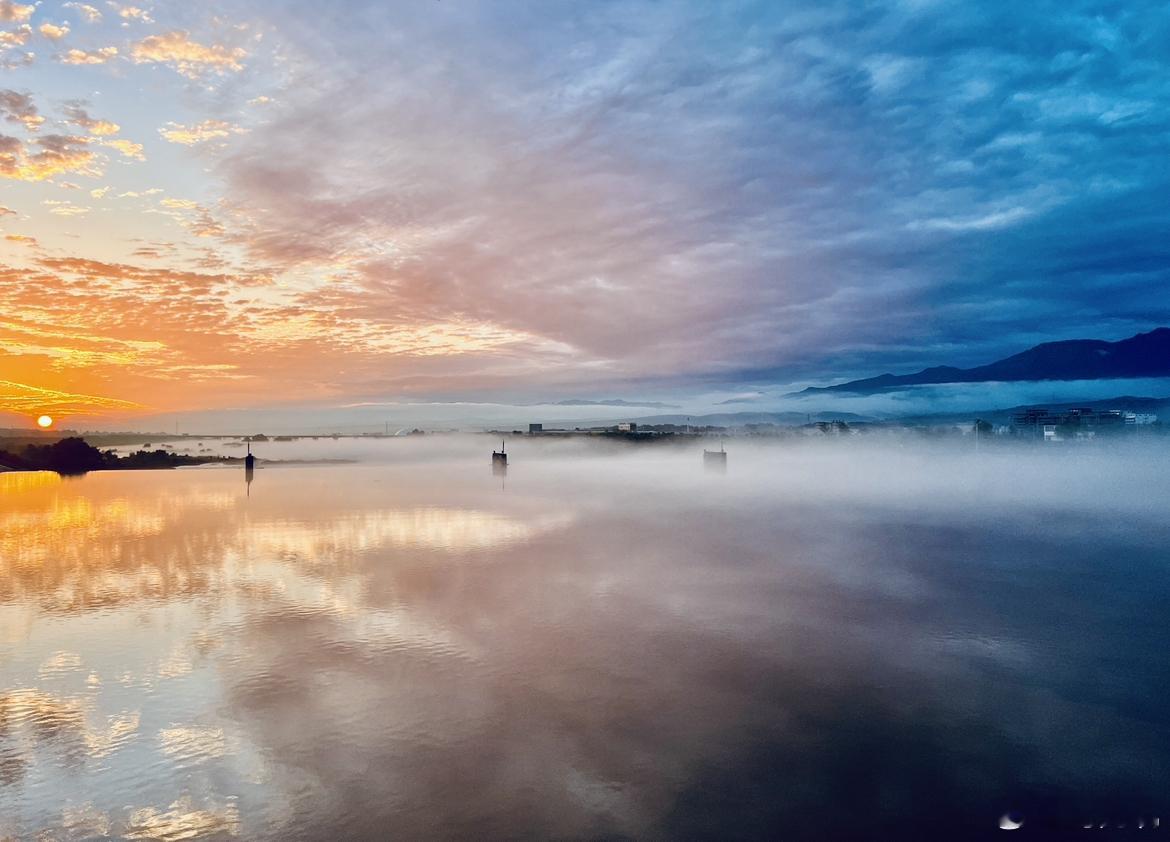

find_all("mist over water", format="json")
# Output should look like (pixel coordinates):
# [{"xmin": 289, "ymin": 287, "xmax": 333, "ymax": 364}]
[{"xmin": 2, "ymin": 438, "xmax": 1169, "ymax": 839}]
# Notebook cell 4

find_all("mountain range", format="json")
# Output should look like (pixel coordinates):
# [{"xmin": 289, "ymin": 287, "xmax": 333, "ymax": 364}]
[
  {"xmin": 588, "ymin": 410, "xmax": 874, "ymax": 427},
  {"xmin": 794, "ymin": 328, "xmax": 1170, "ymax": 396}
]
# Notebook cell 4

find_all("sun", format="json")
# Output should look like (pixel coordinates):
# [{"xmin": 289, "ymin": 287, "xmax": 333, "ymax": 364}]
[{"xmin": 37, "ymin": 415, "xmax": 53, "ymax": 429}]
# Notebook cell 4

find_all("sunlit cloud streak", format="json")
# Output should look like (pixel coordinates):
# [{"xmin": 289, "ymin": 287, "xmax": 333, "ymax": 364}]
[
  {"xmin": 0, "ymin": 379, "xmax": 143, "ymax": 415},
  {"xmin": 59, "ymin": 45, "xmax": 118, "ymax": 64},
  {"xmin": 130, "ymin": 30, "xmax": 246, "ymax": 78},
  {"xmin": 158, "ymin": 119, "xmax": 242, "ymax": 145}
]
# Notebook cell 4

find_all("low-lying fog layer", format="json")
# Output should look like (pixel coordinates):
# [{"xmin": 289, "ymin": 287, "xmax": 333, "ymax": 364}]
[
  {"xmin": 149, "ymin": 433, "xmax": 1169, "ymax": 520},
  {"xmin": 2, "ymin": 437, "xmax": 1168, "ymax": 839}
]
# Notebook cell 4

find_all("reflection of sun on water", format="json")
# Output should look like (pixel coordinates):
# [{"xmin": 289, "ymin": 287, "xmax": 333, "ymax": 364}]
[
  {"xmin": 0, "ymin": 469, "xmax": 583, "ymax": 841},
  {"xmin": 1, "ymin": 483, "xmax": 236, "ymax": 564},
  {"xmin": 125, "ymin": 797, "xmax": 241, "ymax": 841},
  {"xmin": 0, "ymin": 472, "xmax": 575, "ymax": 625},
  {"xmin": 0, "ymin": 499, "xmax": 167, "ymax": 566},
  {"xmin": 250, "ymin": 507, "xmax": 574, "ymax": 555},
  {"xmin": 0, "ymin": 471, "xmax": 60, "ymax": 494}
]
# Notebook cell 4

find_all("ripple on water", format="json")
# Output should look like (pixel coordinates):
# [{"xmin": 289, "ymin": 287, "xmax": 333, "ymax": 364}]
[{"xmin": 157, "ymin": 725, "xmax": 230, "ymax": 766}]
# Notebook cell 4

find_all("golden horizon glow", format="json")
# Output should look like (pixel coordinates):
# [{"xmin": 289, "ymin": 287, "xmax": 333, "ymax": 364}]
[
  {"xmin": 0, "ymin": 3, "xmax": 594, "ymax": 423},
  {"xmin": 0, "ymin": 380, "xmax": 144, "ymax": 420},
  {"xmin": 0, "ymin": 0, "xmax": 752, "ymax": 428}
]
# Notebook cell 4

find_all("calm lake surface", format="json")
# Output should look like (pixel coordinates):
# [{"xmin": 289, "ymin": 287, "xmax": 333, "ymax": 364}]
[{"xmin": 2, "ymin": 438, "xmax": 1169, "ymax": 840}]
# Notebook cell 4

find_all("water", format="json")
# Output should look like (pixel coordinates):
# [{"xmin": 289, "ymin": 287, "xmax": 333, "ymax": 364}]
[{"xmin": 2, "ymin": 438, "xmax": 1169, "ymax": 839}]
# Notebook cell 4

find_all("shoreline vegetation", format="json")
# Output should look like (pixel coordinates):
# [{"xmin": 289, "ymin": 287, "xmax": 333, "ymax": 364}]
[
  {"xmin": 0, "ymin": 437, "xmax": 236, "ymax": 475},
  {"xmin": 0, "ymin": 436, "xmax": 359, "ymax": 475}
]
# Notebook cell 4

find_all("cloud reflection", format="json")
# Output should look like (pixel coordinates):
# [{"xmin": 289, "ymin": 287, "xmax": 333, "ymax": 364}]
[
  {"xmin": 0, "ymin": 467, "xmax": 565, "ymax": 615},
  {"xmin": 2, "ymin": 447, "xmax": 1170, "ymax": 838},
  {"xmin": 124, "ymin": 797, "xmax": 240, "ymax": 841},
  {"xmin": 250, "ymin": 507, "xmax": 572, "ymax": 557}
]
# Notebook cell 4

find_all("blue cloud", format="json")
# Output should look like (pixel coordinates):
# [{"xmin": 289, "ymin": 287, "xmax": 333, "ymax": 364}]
[{"xmin": 226, "ymin": 0, "xmax": 1170, "ymax": 395}]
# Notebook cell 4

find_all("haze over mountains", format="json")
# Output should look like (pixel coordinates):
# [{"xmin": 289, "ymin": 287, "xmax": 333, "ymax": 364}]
[
  {"xmin": 543, "ymin": 399, "xmax": 681, "ymax": 409},
  {"xmin": 794, "ymin": 328, "xmax": 1170, "ymax": 396}
]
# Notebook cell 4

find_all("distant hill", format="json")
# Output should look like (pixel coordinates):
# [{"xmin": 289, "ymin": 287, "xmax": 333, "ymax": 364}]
[
  {"xmin": 555, "ymin": 398, "xmax": 1164, "ymax": 430},
  {"xmin": 794, "ymin": 328, "xmax": 1170, "ymax": 396},
  {"xmin": 895, "ymin": 395, "xmax": 1170, "ymax": 426},
  {"xmin": 605, "ymin": 400, "xmax": 1165, "ymax": 430},
  {"xmin": 610, "ymin": 410, "xmax": 873, "ymax": 427}
]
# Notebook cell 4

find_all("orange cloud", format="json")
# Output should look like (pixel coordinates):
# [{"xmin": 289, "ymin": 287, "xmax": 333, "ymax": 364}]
[
  {"xmin": 0, "ymin": 89, "xmax": 43, "ymax": 130},
  {"xmin": 88, "ymin": 120, "xmax": 120, "ymax": 136},
  {"xmin": 60, "ymin": 46, "xmax": 118, "ymax": 65},
  {"xmin": 43, "ymin": 199, "xmax": 90, "ymax": 216},
  {"xmin": 0, "ymin": 134, "xmax": 96, "ymax": 182},
  {"xmin": 102, "ymin": 137, "xmax": 144, "ymax": 160},
  {"xmin": 131, "ymin": 31, "xmax": 246, "ymax": 79},
  {"xmin": 153, "ymin": 198, "xmax": 228, "ymax": 239},
  {"xmin": 0, "ymin": 379, "xmax": 143, "ymax": 416},
  {"xmin": 159, "ymin": 119, "xmax": 242, "ymax": 145},
  {"xmin": 63, "ymin": 103, "xmax": 120, "ymax": 135},
  {"xmin": 0, "ymin": 1, "xmax": 33, "ymax": 23},
  {"xmin": 110, "ymin": 3, "xmax": 151, "ymax": 23},
  {"xmin": 0, "ymin": 238, "xmax": 571, "ymax": 418},
  {"xmin": 38, "ymin": 21, "xmax": 70, "ymax": 41},
  {"xmin": 188, "ymin": 209, "xmax": 226, "ymax": 238},
  {"xmin": 0, "ymin": 257, "xmax": 266, "ymax": 413},
  {"xmin": 0, "ymin": 23, "xmax": 31, "ymax": 46}
]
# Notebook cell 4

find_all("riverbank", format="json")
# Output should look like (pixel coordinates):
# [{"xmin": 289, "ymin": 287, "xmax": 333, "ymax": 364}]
[{"xmin": 0, "ymin": 437, "xmax": 234, "ymax": 475}]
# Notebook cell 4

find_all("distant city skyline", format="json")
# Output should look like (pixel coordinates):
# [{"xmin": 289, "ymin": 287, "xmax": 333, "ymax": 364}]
[{"xmin": 3, "ymin": 1, "xmax": 1169, "ymax": 429}]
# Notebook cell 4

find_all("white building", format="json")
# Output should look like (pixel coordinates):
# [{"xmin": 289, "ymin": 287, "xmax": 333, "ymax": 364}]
[{"xmin": 1124, "ymin": 413, "xmax": 1159, "ymax": 426}]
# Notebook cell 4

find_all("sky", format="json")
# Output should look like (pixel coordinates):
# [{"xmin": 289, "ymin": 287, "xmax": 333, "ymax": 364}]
[{"xmin": 1, "ymin": 0, "xmax": 1169, "ymax": 431}]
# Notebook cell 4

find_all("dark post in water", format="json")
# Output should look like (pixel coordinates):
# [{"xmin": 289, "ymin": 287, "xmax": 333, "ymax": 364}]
[{"xmin": 245, "ymin": 441, "xmax": 256, "ymax": 493}]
